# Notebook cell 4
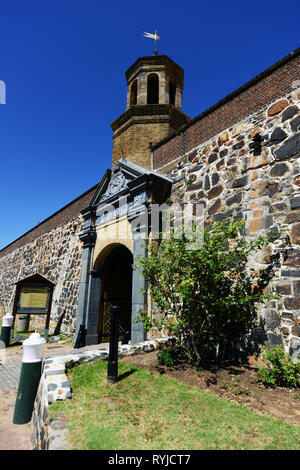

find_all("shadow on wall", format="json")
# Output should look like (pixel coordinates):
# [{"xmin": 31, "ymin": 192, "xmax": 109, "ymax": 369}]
[{"xmin": 192, "ymin": 319, "xmax": 268, "ymax": 364}]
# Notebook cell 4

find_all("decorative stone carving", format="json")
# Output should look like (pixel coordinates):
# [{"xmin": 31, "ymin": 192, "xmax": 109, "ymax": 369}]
[{"xmin": 99, "ymin": 170, "xmax": 130, "ymax": 202}]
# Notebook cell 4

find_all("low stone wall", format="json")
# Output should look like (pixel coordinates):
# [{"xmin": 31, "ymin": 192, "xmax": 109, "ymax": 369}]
[{"xmin": 31, "ymin": 337, "xmax": 173, "ymax": 450}]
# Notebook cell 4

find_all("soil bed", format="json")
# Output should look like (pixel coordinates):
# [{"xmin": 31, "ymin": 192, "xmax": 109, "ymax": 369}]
[{"xmin": 121, "ymin": 350, "xmax": 300, "ymax": 427}]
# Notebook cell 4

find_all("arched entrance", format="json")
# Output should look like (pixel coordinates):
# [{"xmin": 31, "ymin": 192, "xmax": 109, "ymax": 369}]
[
  {"xmin": 97, "ymin": 245, "xmax": 133, "ymax": 343},
  {"xmin": 76, "ymin": 158, "xmax": 172, "ymax": 346}
]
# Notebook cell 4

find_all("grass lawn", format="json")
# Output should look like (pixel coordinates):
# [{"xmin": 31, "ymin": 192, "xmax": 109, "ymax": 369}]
[{"xmin": 49, "ymin": 360, "xmax": 300, "ymax": 450}]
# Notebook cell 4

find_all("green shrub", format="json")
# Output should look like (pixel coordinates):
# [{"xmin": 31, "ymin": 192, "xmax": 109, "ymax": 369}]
[
  {"xmin": 157, "ymin": 346, "xmax": 174, "ymax": 367},
  {"xmin": 258, "ymin": 345, "xmax": 300, "ymax": 388},
  {"xmin": 136, "ymin": 219, "xmax": 287, "ymax": 363}
]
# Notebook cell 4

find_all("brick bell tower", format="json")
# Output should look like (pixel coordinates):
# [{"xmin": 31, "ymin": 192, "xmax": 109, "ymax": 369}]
[{"xmin": 111, "ymin": 55, "xmax": 190, "ymax": 170}]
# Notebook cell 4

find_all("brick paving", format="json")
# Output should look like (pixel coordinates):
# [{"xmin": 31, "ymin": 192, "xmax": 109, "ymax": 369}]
[{"xmin": 0, "ymin": 360, "xmax": 22, "ymax": 391}]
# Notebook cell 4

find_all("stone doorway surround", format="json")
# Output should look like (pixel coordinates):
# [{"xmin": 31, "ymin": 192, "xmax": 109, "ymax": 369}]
[{"xmin": 75, "ymin": 159, "xmax": 172, "ymax": 346}]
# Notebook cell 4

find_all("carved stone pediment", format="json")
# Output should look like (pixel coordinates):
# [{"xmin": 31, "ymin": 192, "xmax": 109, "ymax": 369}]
[
  {"xmin": 86, "ymin": 158, "xmax": 172, "ymax": 212},
  {"xmin": 98, "ymin": 169, "xmax": 131, "ymax": 202}
]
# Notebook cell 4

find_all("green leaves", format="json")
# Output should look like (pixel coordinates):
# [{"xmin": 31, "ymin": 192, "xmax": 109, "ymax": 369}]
[
  {"xmin": 137, "ymin": 219, "xmax": 286, "ymax": 362},
  {"xmin": 157, "ymin": 346, "xmax": 175, "ymax": 367},
  {"xmin": 258, "ymin": 346, "xmax": 300, "ymax": 388}
]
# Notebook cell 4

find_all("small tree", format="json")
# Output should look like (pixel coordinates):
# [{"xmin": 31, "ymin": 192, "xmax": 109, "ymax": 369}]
[{"xmin": 136, "ymin": 219, "xmax": 287, "ymax": 363}]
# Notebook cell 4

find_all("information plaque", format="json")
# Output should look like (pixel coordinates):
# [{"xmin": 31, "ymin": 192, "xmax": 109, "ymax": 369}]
[
  {"xmin": 12, "ymin": 273, "xmax": 55, "ymax": 340},
  {"xmin": 17, "ymin": 286, "xmax": 50, "ymax": 313}
]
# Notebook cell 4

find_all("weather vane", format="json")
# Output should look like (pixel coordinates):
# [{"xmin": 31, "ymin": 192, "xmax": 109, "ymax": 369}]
[{"xmin": 143, "ymin": 30, "xmax": 165, "ymax": 56}]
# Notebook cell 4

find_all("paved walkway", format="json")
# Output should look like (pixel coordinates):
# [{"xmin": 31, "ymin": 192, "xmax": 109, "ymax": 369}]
[
  {"xmin": 0, "ymin": 387, "xmax": 32, "ymax": 450},
  {"xmin": 0, "ymin": 339, "xmax": 76, "ymax": 450},
  {"xmin": 0, "ymin": 360, "xmax": 22, "ymax": 391}
]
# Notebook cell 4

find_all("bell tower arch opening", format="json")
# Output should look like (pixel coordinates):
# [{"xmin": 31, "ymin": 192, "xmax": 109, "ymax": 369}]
[
  {"xmin": 130, "ymin": 79, "xmax": 138, "ymax": 106},
  {"xmin": 96, "ymin": 244, "xmax": 133, "ymax": 343},
  {"xmin": 147, "ymin": 73, "xmax": 159, "ymax": 104},
  {"xmin": 169, "ymin": 80, "xmax": 176, "ymax": 106},
  {"xmin": 111, "ymin": 55, "xmax": 190, "ymax": 169}
]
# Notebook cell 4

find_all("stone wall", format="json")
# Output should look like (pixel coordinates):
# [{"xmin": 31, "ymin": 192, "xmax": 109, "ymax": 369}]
[
  {"xmin": 1, "ymin": 48, "xmax": 300, "ymax": 354},
  {"xmin": 0, "ymin": 215, "xmax": 84, "ymax": 335},
  {"xmin": 0, "ymin": 185, "xmax": 97, "ymax": 335},
  {"xmin": 153, "ymin": 48, "xmax": 300, "ymax": 171},
  {"xmin": 156, "ymin": 90, "xmax": 300, "ymax": 360},
  {"xmin": 0, "ymin": 186, "xmax": 96, "ymax": 258}
]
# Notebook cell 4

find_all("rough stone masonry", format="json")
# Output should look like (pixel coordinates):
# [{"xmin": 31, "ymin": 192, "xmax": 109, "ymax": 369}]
[
  {"xmin": 152, "ymin": 48, "xmax": 300, "ymax": 360},
  {"xmin": 0, "ymin": 47, "xmax": 299, "ymax": 359}
]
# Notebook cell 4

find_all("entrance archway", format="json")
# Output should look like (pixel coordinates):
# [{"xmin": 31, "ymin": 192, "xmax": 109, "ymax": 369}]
[{"xmin": 97, "ymin": 245, "xmax": 133, "ymax": 343}]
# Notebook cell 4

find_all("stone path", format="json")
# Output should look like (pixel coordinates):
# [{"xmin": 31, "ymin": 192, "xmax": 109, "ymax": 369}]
[
  {"xmin": 0, "ymin": 361, "xmax": 22, "ymax": 391},
  {"xmin": 0, "ymin": 340, "xmax": 75, "ymax": 450},
  {"xmin": 0, "ymin": 387, "xmax": 32, "ymax": 450}
]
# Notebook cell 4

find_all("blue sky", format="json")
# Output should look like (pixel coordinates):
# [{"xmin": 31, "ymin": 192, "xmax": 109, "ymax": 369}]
[{"xmin": 0, "ymin": 0, "xmax": 299, "ymax": 249}]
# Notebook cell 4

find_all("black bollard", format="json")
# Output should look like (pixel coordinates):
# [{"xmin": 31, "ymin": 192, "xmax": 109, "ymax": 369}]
[
  {"xmin": 0, "ymin": 313, "xmax": 13, "ymax": 348},
  {"xmin": 13, "ymin": 332, "xmax": 46, "ymax": 425},
  {"xmin": 107, "ymin": 305, "xmax": 120, "ymax": 384}
]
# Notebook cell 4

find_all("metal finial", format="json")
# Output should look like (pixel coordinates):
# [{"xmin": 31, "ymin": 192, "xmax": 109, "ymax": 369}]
[{"xmin": 143, "ymin": 30, "xmax": 166, "ymax": 56}]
